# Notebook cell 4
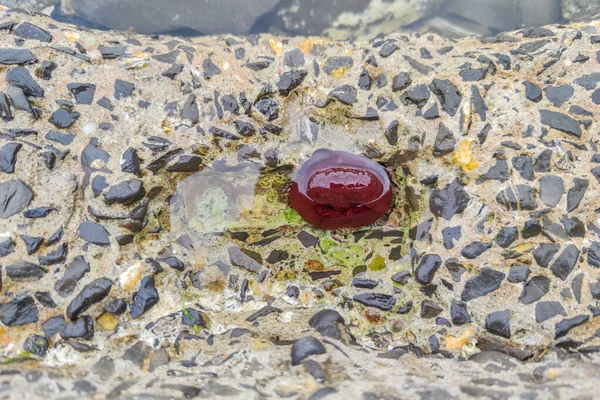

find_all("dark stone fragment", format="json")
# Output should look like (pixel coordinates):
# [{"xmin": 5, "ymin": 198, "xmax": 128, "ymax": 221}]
[
  {"xmin": 550, "ymin": 244, "xmax": 579, "ymax": 280},
  {"xmin": 45, "ymin": 130, "xmax": 74, "ymax": 145},
  {"xmin": 67, "ymin": 83, "xmax": 96, "ymax": 105},
  {"xmin": 566, "ymin": 178, "xmax": 588, "ymax": 213},
  {"xmin": 114, "ymin": 79, "xmax": 135, "ymax": 100},
  {"xmin": 202, "ymin": 58, "xmax": 221, "ymax": 79},
  {"xmin": 23, "ymin": 207, "xmax": 55, "ymax": 219},
  {"xmin": 399, "ymin": 84, "xmax": 430, "ymax": 108},
  {"xmin": 460, "ymin": 68, "xmax": 486, "ymax": 81},
  {"xmin": 157, "ymin": 256, "xmax": 184, "ymax": 271},
  {"xmin": 519, "ymin": 276, "xmax": 550, "ymax": 304},
  {"xmin": 471, "ymin": 85, "xmax": 487, "ymax": 121},
  {"xmin": 461, "ymin": 267, "xmax": 505, "ymax": 302},
  {"xmin": 96, "ymin": 96, "xmax": 114, "ymax": 111},
  {"xmin": 533, "ymin": 243, "xmax": 560, "ymax": 268},
  {"xmin": 42, "ymin": 315, "xmax": 65, "ymax": 338},
  {"xmin": 478, "ymin": 159, "xmax": 509, "ymax": 182},
  {"xmin": 104, "ymin": 298, "xmax": 126, "ymax": 315},
  {"xmin": 47, "ymin": 227, "xmax": 63, "ymax": 246},
  {"xmin": 555, "ymin": 315, "xmax": 589, "ymax": 339},
  {"xmin": 49, "ymin": 108, "xmax": 80, "ymax": 128},
  {"xmin": 539, "ymin": 110, "xmax": 582, "ymax": 138},
  {"xmin": 432, "ymin": 123, "xmax": 456, "ymax": 157},
  {"xmin": 508, "ymin": 265, "xmax": 530, "ymax": 283},
  {"xmin": 297, "ymin": 231, "xmax": 318, "ymax": 248},
  {"xmin": 61, "ymin": 316, "xmax": 94, "ymax": 340},
  {"xmin": 55, "ymin": 256, "xmax": 90, "ymax": 297},
  {"xmin": 512, "ymin": 155, "xmax": 534, "ymax": 181},
  {"xmin": 182, "ymin": 308, "xmax": 206, "ymax": 328},
  {"xmin": 539, "ymin": 175, "xmax": 563, "ymax": 207},
  {"xmin": 181, "ymin": 94, "xmax": 199, "ymax": 123},
  {"xmin": 588, "ymin": 242, "xmax": 600, "ymax": 268},
  {"xmin": 291, "ymin": 337, "xmax": 326, "ymax": 366},
  {"xmin": 423, "ymin": 103, "xmax": 440, "ymax": 119},
  {"xmin": 104, "ymin": 179, "xmax": 145, "ymax": 205},
  {"xmin": 521, "ymin": 27, "xmax": 555, "ymax": 38},
  {"xmin": 6, "ymin": 261, "xmax": 44, "ymax": 281},
  {"xmin": 353, "ymin": 293, "xmax": 396, "ymax": 311},
  {"xmin": 263, "ymin": 150, "xmax": 279, "ymax": 168},
  {"xmin": 561, "ymin": 216, "xmax": 585, "ymax": 238},
  {"xmin": 130, "ymin": 276, "xmax": 159, "ymax": 319},
  {"xmin": 574, "ymin": 72, "xmax": 600, "ymax": 90},
  {"xmin": 445, "ymin": 259, "xmax": 466, "ymax": 283},
  {"xmin": 533, "ymin": 149, "xmax": 552, "ymax": 172},
  {"xmin": 245, "ymin": 60, "xmax": 271, "ymax": 71},
  {"xmin": 0, "ymin": 296, "xmax": 38, "ymax": 326},
  {"xmin": 162, "ymin": 63, "xmax": 183, "ymax": 79},
  {"xmin": 0, "ymin": 143, "xmax": 21, "ymax": 173},
  {"xmin": 233, "ymin": 120, "xmax": 255, "ymax": 137},
  {"xmin": 442, "ymin": 226, "xmax": 461, "ymax": 249},
  {"xmin": 496, "ymin": 185, "xmax": 537, "ymax": 211},
  {"xmin": 40, "ymin": 61, "xmax": 58, "ymax": 81},
  {"xmin": 277, "ymin": 70, "xmax": 308, "ymax": 96},
  {"xmin": 23, "ymin": 334, "xmax": 49, "ymax": 357},
  {"xmin": 34, "ymin": 291, "xmax": 55, "ymax": 308},
  {"xmin": 572, "ymin": 272, "xmax": 584, "ymax": 303},
  {"xmin": 229, "ymin": 247, "xmax": 262, "ymax": 273},
  {"xmin": 391, "ymin": 271, "xmax": 411, "ymax": 285},
  {"xmin": 590, "ymin": 280, "xmax": 600, "ymax": 300},
  {"xmin": 246, "ymin": 305, "xmax": 282, "ymax": 321},
  {"xmin": 81, "ymin": 142, "xmax": 110, "ymax": 170},
  {"xmin": 523, "ymin": 81, "xmax": 542, "ymax": 102},
  {"xmin": 0, "ymin": 48, "xmax": 38, "ymax": 65},
  {"xmin": 461, "ymin": 241, "xmax": 492, "ymax": 259},
  {"xmin": 397, "ymin": 301, "xmax": 413, "ymax": 314},
  {"xmin": 522, "ymin": 219, "xmax": 541, "ymax": 238},
  {"xmin": 451, "ymin": 300, "xmax": 471, "ymax": 325},
  {"xmin": 495, "ymin": 226, "xmax": 518, "ymax": 249},
  {"xmin": 66, "ymin": 278, "xmax": 112, "ymax": 320},
  {"xmin": 119, "ymin": 147, "xmax": 142, "ymax": 176},
  {"xmin": 328, "ymin": 84, "xmax": 357, "ymax": 105},
  {"xmin": 98, "ymin": 45, "xmax": 126, "ymax": 59},
  {"xmin": 77, "ymin": 222, "xmax": 110, "ymax": 246},
  {"xmin": 485, "ymin": 310, "xmax": 511, "ymax": 339},
  {"xmin": 40, "ymin": 151, "xmax": 56, "ymax": 170},
  {"xmin": 404, "ymin": 56, "xmax": 433, "ymax": 75},
  {"xmin": 379, "ymin": 40, "xmax": 398, "ymax": 57},
  {"xmin": 152, "ymin": 50, "xmax": 179, "ymax": 64},
  {"xmin": 166, "ymin": 155, "xmax": 202, "ymax": 172},
  {"xmin": 255, "ymin": 97, "xmax": 279, "ymax": 120},
  {"xmin": 430, "ymin": 79, "xmax": 462, "ymax": 116},
  {"xmin": 221, "ymin": 94, "xmax": 239, "ymax": 114},
  {"xmin": 429, "ymin": 179, "xmax": 470, "ymax": 220},
  {"xmin": 415, "ymin": 254, "xmax": 442, "ymax": 285},
  {"xmin": 20, "ymin": 235, "xmax": 43, "ymax": 255},
  {"xmin": 284, "ymin": 49, "xmax": 304, "ymax": 67},
  {"xmin": 39, "ymin": 243, "xmax": 68, "ymax": 266},
  {"xmin": 420, "ymin": 300, "xmax": 443, "ymax": 318},
  {"xmin": 323, "ymin": 57, "xmax": 353, "ymax": 75},
  {"xmin": 357, "ymin": 68, "xmax": 371, "ymax": 90},
  {"xmin": 0, "ymin": 179, "xmax": 33, "ymax": 219},
  {"xmin": 91, "ymin": 176, "xmax": 108, "ymax": 198},
  {"xmin": 7, "ymin": 67, "xmax": 44, "ymax": 97},
  {"xmin": 0, "ymin": 92, "xmax": 12, "ymax": 121},
  {"xmin": 146, "ymin": 149, "xmax": 185, "ymax": 173},
  {"xmin": 544, "ymin": 85, "xmax": 574, "ymax": 107},
  {"xmin": 392, "ymin": 72, "xmax": 411, "ymax": 92},
  {"xmin": 384, "ymin": 120, "xmax": 399, "ymax": 145},
  {"xmin": 535, "ymin": 301, "xmax": 565, "ymax": 323},
  {"xmin": 116, "ymin": 235, "xmax": 134, "ymax": 246}
]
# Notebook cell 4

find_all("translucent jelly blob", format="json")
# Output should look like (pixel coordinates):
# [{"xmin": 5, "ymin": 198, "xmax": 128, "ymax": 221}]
[{"xmin": 289, "ymin": 149, "xmax": 393, "ymax": 230}]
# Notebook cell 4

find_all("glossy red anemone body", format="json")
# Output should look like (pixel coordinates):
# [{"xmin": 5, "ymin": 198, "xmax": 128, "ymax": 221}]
[{"xmin": 290, "ymin": 149, "xmax": 393, "ymax": 230}]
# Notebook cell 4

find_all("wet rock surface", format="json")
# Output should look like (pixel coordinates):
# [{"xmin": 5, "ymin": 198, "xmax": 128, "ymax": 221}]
[{"xmin": 0, "ymin": 9, "xmax": 599, "ymax": 399}]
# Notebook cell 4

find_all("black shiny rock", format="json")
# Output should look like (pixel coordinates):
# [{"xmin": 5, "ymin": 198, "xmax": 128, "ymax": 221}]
[
  {"xmin": 550, "ymin": 244, "xmax": 579, "ymax": 280},
  {"xmin": 66, "ymin": 278, "xmax": 113, "ymax": 320},
  {"xmin": 104, "ymin": 298, "xmax": 127, "ymax": 315},
  {"xmin": 415, "ymin": 254, "xmax": 442, "ymax": 285},
  {"xmin": 229, "ymin": 247, "xmax": 262, "ymax": 274},
  {"xmin": 0, "ymin": 296, "xmax": 38, "ymax": 326},
  {"xmin": 0, "ymin": 179, "xmax": 33, "ymax": 219},
  {"xmin": 291, "ymin": 337, "xmax": 326, "ymax": 367},
  {"xmin": 392, "ymin": 72, "xmax": 411, "ymax": 92},
  {"xmin": 7, "ymin": 67, "xmax": 44, "ymax": 97},
  {"xmin": 432, "ymin": 123, "xmax": 456, "ymax": 157},
  {"xmin": 450, "ymin": 300, "xmax": 471, "ymax": 325},
  {"xmin": 166, "ymin": 155, "xmax": 202, "ymax": 172},
  {"xmin": 0, "ymin": 48, "xmax": 37, "ymax": 65},
  {"xmin": 49, "ymin": 108, "xmax": 80, "ymax": 128},
  {"xmin": 523, "ymin": 81, "xmax": 542, "ymax": 102},
  {"xmin": 104, "ymin": 179, "xmax": 145, "ymax": 205},
  {"xmin": 461, "ymin": 267, "xmax": 505, "ymax": 302},
  {"xmin": 14, "ymin": 22, "xmax": 52, "ymax": 42},
  {"xmin": 130, "ymin": 275, "xmax": 159, "ymax": 319},
  {"xmin": 519, "ymin": 276, "xmax": 550, "ymax": 305},
  {"xmin": 429, "ymin": 179, "xmax": 470, "ymax": 220},
  {"xmin": 23, "ymin": 334, "xmax": 49, "ymax": 357},
  {"xmin": 540, "ymin": 110, "xmax": 582, "ymax": 138},
  {"xmin": 277, "ymin": 70, "xmax": 308, "ymax": 96},
  {"xmin": 77, "ymin": 222, "xmax": 110, "ymax": 246},
  {"xmin": 38, "ymin": 243, "xmax": 68, "ymax": 266},
  {"xmin": 120, "ymin": 147, "xmax": 142, "ymax": 176},
  {"xmin": 6, "ymin": 261, "xmax": 45, "ymax": 281},
  {"xmin": 508, "ymin": 265, "xmax": 530, "ymax": 283},
  {"xmin": 20, "ymin": 235, "xmax": 43, "ymax": 255},
  {"xmin": 0, "ymin": 143, "xmax": 21, "ymax": 173},
  {"xmin": 461, "ymin": 241, "xmax": 492, "ymax": 259},
  {"xmin": 55, "ymin": 256, "xmax": 90, "ymax": 298},
  {"xmin": 399, "ymin": 84, "xmax": 430, "ymax": 108},
  {"xmin": 496, "ymin": 185, "xmax": 537, "ymax": 211},
  {"xmin": 420, "ymin": 300, "xmax": 443, "ymax": 318},
  {"xmin": 0, "ymin": 92, "xmax": 12, "ymax": 121},
  {"xmin": 555, "ymin": 315, "xmax": 589, "ymax": 339},
  {"xmin": 67, "ymin": 83, "xmax": 96, "ymax": 105},
  {"xmin": 114, "ymin": 79, "xmax": 135, "ymax": 99},
  {"xmin": 535, "ymin": 301, "xmax": 566, "ymax": 323},
  {"xmin": 328, "ymin": 85, "xmax": 357, "ymax": 105},
  {"xmin": 485, "ymin": 310, "xmax": 511, "ymax": 338},
  {"xmin": 60, "ymin": 316, "xmax": 94, "ymax": 340},
  {"xmin": 353, "ymin": 293, "xmax": 396, "ymax": 311},
  {"xmin": 430, "ymin": 79, "xmax": 462, "ymax": 116},
  {"xmin": 40, "ymin": 60, "xmax": 57, "ymax": 80}
]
